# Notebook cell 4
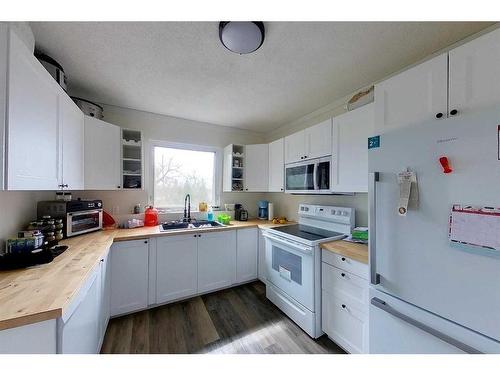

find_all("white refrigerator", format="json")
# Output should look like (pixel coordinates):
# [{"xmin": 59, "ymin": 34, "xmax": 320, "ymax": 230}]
[{"xmin": 368, "ymin": 106, "xmax": 500, "ymax": 354}]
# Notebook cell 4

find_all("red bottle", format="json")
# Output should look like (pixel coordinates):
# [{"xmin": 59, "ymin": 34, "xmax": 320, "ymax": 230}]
[{"xmin": 144, "ymin": 206, "xmax": 159, "ymax": 226}]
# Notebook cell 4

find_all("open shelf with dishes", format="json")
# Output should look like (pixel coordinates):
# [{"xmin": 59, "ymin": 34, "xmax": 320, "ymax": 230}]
[
  {"xmin": 121, "ymin": 129, "xmax": 143, "ymax": 189},
  {"xmin": 223, "ymin": 144, "xmax": 245, "ymax": 192}
]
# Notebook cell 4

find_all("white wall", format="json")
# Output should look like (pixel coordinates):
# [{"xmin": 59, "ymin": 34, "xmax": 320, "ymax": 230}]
[
  {"xmin": 72, "ymin": 104, "xmax": 267, "ymax": 219},
  {"xmin": 0, "ymin": 191, "xmax": 52, "ymax": 250}
]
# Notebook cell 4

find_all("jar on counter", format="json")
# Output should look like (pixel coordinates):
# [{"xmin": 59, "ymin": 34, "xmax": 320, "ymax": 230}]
[
  {"xmin": 55, "ymin": 230, "xmax": 63, "ymax": 241},
  {"xmin": 63, "ymin": 192, "xmax": 72, "ymax": 201},
  {"xmin": 55, "ymin": 191, "xmax": 64, "ymax": 201},
  {"xmin": 45, "ymin": 232, "xmax": 55, "ymax": 242}
]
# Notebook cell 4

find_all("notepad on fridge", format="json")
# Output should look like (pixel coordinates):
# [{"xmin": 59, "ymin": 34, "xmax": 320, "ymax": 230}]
[{"xmin": 449, "ymin": 205, "xmax": 500, "ymax": 257}]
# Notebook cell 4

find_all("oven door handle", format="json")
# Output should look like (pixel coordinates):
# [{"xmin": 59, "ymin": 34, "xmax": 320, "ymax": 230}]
[
  {"xmin": 313, "ymin": 162, "xmax": 319, "ymax": 190},
  {"xmin": 67, "ymin": 209, "xmax": 103, "ymax": 217},
  {"xmin": 263, "ymin": 232, "xmax": 313, "ymax": 255}
]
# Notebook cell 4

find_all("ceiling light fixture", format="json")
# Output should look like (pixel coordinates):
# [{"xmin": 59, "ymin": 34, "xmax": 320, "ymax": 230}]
[{"xmin": 219, "ymin": 22, "xmax": 265, "ymax": 55}]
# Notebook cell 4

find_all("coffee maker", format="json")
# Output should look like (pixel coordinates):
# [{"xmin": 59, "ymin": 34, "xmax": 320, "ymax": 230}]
[
  {"xmin": 258, "ymin": 200, "xmax": 269, "ymax": 220},
  {"xmin": 234, "ymin": 204, "xmax": 248, "ymax": 221}
]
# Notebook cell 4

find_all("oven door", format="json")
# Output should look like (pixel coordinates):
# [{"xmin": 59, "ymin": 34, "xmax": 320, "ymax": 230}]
[
  {"xmin": 67, "ymin": 209, "xmax": 103, "ymax": 237},
  {"xmin": 285, "ymin": 157, "xmax": 331, "ymax": 194},
  {"xmin": 263, "ymin": 231, "xmax": 314, "ymax": 310}
]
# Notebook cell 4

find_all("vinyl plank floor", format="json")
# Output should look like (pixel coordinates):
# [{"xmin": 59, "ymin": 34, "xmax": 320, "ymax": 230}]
[{"xmin": 101, "ymin": 281, "xmax": 346, "ymax": 354}]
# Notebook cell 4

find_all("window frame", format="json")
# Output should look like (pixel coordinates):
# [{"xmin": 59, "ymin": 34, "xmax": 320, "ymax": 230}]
[{"xmin": 149, "ymin": 140, "xmax": 222, "ymax": 212}]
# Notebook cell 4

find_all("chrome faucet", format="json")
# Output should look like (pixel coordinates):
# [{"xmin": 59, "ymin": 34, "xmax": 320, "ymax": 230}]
[{"xmin": 183, "ymin": 194, "xmax": 191, "ymax": 222}]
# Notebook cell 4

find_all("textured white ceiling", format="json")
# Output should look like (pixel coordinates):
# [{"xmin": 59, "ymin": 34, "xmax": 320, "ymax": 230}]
[{"xmin": 30, "ymin": 22, "xmax": 492, "ymax": 132}]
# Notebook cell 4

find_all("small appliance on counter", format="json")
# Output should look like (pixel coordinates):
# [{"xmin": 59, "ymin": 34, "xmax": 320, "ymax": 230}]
[
  {"xmin": 234, "ymin": 204, "xmax": 248, "ymax": 221},
  {"xmin": 37, "ymin": 199, "xmax": 103, "ymax": 238},
  {"xmin": 258, "ymin": 200, "xmax": 269, "ymax": 220}
]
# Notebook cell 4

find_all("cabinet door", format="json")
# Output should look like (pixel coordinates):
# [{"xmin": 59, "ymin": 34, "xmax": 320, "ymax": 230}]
[
  {"xmin": 156, "ymin": 234, "xmax": 198, "ymax": 304},
  {"xmin": 284, "ymin": 130, "xmax": 306, "ymax": 164},
  {"xmin": 7, "ymin": 30, "xmax": 60, "ymax": 190},
  {"xmin": 60, "ymin": 93, "xmax": 84, "ymax": 190},
  {"xmin": 222, "ymin": 144, "xmax": 233, "ymax": 192},
  {"xmin": 110, "ymin": 239, "xmax": 149, "ymax": 316},
  {"xmin": 98, "ymin": 250, "xmax": 110, "ymax": 349},
  {"xmin": 84, "ymin": 116, "xmax": 121, "ymax": 190},
  {"xmin": 374, "ymin": 53, "xmax": 448, "ymax": 134},
  {"xmin": 0, "ymin": 24, "xmax": 7, "ymax": 189},
  {"xmin": 244, "ymin": 144, "xmax": 269, "ymax": 192},
  {"xmin": 236, "ymin": 228, "xmax": 258, "ymax": 283},
  {"xmin": 305, "ymin": 119, "xmax": 332, "ymax": 159},
  {"xmin": 198, "ymin": 231, "xmax": 236, "ymax": 293},
  {"xmin": 258, "ymin": 229, "xmax": 267, "ymax": 284},
  {"xmin": 268, "ymin": 138, "xmax": 284, "ymax": 192},
  {"xmin": 60, "ymin": 269, "xmax": 100, "ymax": 354},
  {"xmin": 449, "ymin": 28, "xmax": 500, "ymax": 116},
  {"xmin": 332, "ymin": 104, "xmax": 374, "ymax": 193}
]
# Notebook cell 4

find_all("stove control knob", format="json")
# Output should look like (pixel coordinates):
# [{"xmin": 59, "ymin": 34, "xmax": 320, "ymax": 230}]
[
  {"xmin": 342, "ymin": 211, "xmax": 348, "ymax": 216},
  {"xmin": 331, "ymin": 209, "xmax": 336, "ymax": 215}
]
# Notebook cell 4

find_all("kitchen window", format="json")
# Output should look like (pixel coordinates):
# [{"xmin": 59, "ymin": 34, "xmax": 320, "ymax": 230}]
[{"xmin": 151, "ymin": 142, "xmax": 221, "ymax": 212}]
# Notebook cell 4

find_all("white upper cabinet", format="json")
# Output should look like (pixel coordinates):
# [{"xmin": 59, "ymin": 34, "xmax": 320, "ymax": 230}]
[
  {"xmin": 84, "ymin": 116, "xmax": 121, "ymax": 190},
  {"xmin": 60, "ymin": 93, "xmax": 84, "ymax": 190},
  {"xmin": 448, "ymin": 28, "xmax": 500, "ymax": 115},
  {"xmin": 284, "ymin": 119, "xmax": 332, "ymax": 164},
  {"xmin": 374, "ymin": 53, "xmax": 448, "ymax": 134},
  {"xmin": 332, "ymin": 103, "xmax": 375, "ymax": 193},
  {"xmin": 268, "ymin": 138, "xmax": 284, "ymax": 192},
  {"xmin": 6, "ymin": 29, "xmax": 61, "ymax": 190},
  {"xmin": 244, "ymin": 144, "xmax": 269, "ymax": 192},
  {"xmin": 284, "ymin": 130, "xmax": 307, "ymax": 164},
  {"xmin": 305, "ymin": 119, "xmax": 333, "ymax": 160}
]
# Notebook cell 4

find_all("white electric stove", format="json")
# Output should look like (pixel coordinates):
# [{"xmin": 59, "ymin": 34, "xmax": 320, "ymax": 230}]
[{"xmin": 263, "ymin": 204, "xmax": 354, "ymax": 338}]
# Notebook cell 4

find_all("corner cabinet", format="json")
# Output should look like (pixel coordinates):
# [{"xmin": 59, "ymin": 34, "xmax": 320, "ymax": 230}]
[
  {"xmin": 84, "ymin": 116, "xmax": 122, "ymax": 190},
  {"xmin": 331, "ymin": 103, "xmax": 374, "ymax": 193},
  {"xmin": 110, "ymin": 239, "xmax": 149, "ymax": 316}
]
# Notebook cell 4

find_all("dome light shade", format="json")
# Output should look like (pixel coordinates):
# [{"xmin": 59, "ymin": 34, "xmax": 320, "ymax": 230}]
[{"xmin": 219, "ymin": 22, "xmax": 265, "ymax": 54}]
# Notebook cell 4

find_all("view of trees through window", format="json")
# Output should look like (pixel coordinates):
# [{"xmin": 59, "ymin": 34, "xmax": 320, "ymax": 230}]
[{"xmin": 153, "ymin": 146, "xmax": 215, "ymax": 211}]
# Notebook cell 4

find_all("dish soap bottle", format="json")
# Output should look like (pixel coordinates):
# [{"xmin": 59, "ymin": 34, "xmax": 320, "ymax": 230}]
[{"xmin": 207, "ymin": 207, "xmax": 214, "ymax": 221}]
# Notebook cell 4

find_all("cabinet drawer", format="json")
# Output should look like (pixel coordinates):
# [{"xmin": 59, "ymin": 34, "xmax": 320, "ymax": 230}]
[
  {"xmin": 322, "ymin": 262, "xmax": 368, "ymax": 308},
  {"xmin": 322, "ymin": 249, "xmax": 368, "ymax": 280},
  {"xmin": 322, "ymin": 290, "xmax": 367, "ymax": 354}
]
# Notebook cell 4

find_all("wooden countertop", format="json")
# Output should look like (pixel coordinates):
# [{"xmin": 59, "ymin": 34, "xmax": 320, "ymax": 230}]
[
  {"xmin": 320, "ymin": 240, "xmax": 368, "ymax": 264},
  {"xmin": 0, "ymin": 219, "xmax": 292, "ymax": 331}
]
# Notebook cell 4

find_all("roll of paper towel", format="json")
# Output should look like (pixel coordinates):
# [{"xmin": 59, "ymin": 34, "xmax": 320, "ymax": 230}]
[{"xmin": 268, "ymin": 202, "xmax": 274, "ymax": 220}]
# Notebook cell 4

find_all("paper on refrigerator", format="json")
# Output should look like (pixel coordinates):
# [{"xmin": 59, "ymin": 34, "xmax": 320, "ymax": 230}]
[{"xmin": 397, "ymin": 169, "xmax": 418, "ymax": 216}]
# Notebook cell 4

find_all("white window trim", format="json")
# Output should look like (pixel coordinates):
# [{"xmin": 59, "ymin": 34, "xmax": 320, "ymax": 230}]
[{"xmin": 149, "ymin": 140, "xmax": 222, "ymax": 212}]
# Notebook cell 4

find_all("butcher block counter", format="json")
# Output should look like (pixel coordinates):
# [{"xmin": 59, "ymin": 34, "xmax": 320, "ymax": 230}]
[
  {"xmin": 320, "ymin": 239, "xmax": 368, "ymax": 264},
  {"xmin": 0, "ymin": 219, "xmax": 292, "ymax": 331}
]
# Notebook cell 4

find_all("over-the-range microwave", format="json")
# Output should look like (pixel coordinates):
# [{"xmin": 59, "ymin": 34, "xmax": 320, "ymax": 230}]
[{"xmin": 284, "ymin": 156, "xmax": 332, "ymax": 194}]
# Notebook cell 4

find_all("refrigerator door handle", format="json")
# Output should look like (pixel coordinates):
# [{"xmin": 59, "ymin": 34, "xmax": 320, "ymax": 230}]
[
  {"xmin": 370, "ymin": 297, "xmax": 483, "ymax": 354},
  {"xmin": 369, "ymin": 172, "xmax": 380, "ymax": 285}
]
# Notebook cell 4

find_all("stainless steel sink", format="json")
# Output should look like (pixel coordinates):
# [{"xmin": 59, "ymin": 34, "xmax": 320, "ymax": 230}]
[{"xmin": 160, "ymin": 220, "xmax": 224, "ymax": 232}]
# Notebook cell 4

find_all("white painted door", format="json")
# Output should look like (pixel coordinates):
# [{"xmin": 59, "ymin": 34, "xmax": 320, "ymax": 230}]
[
  {"xmin": 244, "ymin": 144, "xmax": 269, "ymax": 192},
  {"xmin": 84, "ymin": 116, "xmax": 121, "ymax": 190},
  {"xmin": 305, "ymin": 119, "xmax": 332, "ymax": 159},
  {"xmin": 60, "ymin": 93, "xmax": 84, "ymax": 190},
  {"xmin": 7, "ymin": 30, "xmax": 61, "ymax": 190},
  {"xmin": 284, "ymin": 130, "xmax": 306, "ymax": 164},
  {"xmin": 98, "ymin": 250, "xmax": 110, "ymax": 349},
  {"xmin": 236, "ymin": 228, "xmax": 258, "ymax": 283},
  {"xmin": 332, "ymin": 103, "xmax": 375, "ymax": 193},
  {"xmin": 374, "ymin": 53, "xmax": 448, "ymax": 134},
  {"xmin": 268, "ymin": 138, "xmax": 284, "ymax": 192},
  {"xmin": 197, "ymin": 231, "xmax": 236, "ymax": 293},
  {"xmin": 110, "ymin": 239, "xmax": 149, "ymax": 316},
  {"xmin": 222, "ymin": 144, "xmax": 233, "ymax": 192},
  {"xmin": 449, "ymin": 28, "xmax": 500, "ymax": 116},
  {"xmin": 156, "ymin": 234, "xmax": 198, "ymax": 304},
  {"xmin": 258, "ymin": 229, "xmax": 267, "ymax": 284},
  {"xmin": 60, "ymin": 269, "xmax": 100, "ymax": 354}
]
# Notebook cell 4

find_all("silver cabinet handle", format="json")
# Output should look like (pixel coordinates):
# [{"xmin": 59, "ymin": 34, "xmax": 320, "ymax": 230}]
[
  {"xmin": 369, "ymin": 172, "xmax": 380, "ymax": 285},
  {"xmin": 370, "ymin": 297, "xmax": 482, "ymax": 354}
]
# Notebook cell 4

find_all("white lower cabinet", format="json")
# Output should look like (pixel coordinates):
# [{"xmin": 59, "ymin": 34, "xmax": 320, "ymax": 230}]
[
  {"xmin": 59, "ymin": 266, "xmax": 100, "ymax": 354},
  {"xmin": 0, "ymin": 320, "xmax": 57, "ymax": 354},
  {"xmin": 236, "ymin": 227, "xmax": 258, "ymax": 283},
  {"xmin": 110, "ymin": 239, "xmax": 149, "ymax": 316},
  {"xmin": 258, "ymin": 229, "xmax": 267, "ymax": 284},
  {"xmin": 98, "ymin": 250, "xmax": 111, "ymax": 348},
  {"xmin": 198, "ymin": 231, "xmax": 237, "ymax": 293},
  {"xmin": 321, "ymin": 249, "xmax": 369, "ymax": 353},
  {"xmin": 156, "ymin": 234, "xmax": 198, "ymax": 304}
]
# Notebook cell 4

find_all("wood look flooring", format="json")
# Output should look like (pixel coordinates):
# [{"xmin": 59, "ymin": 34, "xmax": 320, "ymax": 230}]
[{"xmin": 101, "ymin": 281, "xmax": 345, "ymax": 354}]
